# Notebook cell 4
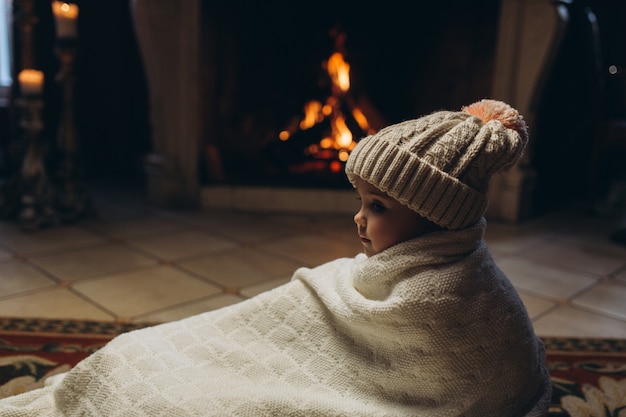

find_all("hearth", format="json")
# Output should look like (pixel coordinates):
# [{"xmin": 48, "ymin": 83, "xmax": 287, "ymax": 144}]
[{"xmin": 199, "ymin": 1, "xmax": 500, "ymax": 193}]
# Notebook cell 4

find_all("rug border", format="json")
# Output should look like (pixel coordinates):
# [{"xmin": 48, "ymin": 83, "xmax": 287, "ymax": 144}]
[
  {"xmin": 0, "ymin": 317, "xmax": 156, "ymax": 336},
  {"xmin": 1, "ymin": 318, "xmax": 624, "ymax": 353},
  {"xmin": 541, "ymin": 336, "xmax": 626, "ymax": 353}
]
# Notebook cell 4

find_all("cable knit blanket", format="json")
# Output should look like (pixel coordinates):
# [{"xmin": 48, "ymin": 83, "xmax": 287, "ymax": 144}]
[{"xmin": 0, "ymin": 219, "xmax": 550, "ymax": 416}]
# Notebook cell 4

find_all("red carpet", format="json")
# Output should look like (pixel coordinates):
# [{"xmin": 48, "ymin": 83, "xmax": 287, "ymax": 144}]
[
  {"xmin": 0, "ymin": 318, "xmax": 624, "ymax": 415},
  {"xmin": 0, "ymin": 318, "xmax": 151, "ymax": 398}
]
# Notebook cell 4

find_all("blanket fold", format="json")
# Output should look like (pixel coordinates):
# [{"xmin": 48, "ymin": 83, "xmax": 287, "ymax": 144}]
[{"xmin": 0, "ymin": 219, "xmax": 550, "ymax": 416}]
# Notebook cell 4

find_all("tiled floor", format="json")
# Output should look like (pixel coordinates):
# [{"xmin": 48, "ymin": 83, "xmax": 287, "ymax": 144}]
[{"xmin": 0, "ymin": 181, "xmax": 625, "ymax": 339}]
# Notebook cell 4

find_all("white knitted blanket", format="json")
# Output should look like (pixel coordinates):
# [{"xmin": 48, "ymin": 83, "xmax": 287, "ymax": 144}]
[{"xmin": 0, "ymin": 219, "xmax": 550, "ymax": 416}]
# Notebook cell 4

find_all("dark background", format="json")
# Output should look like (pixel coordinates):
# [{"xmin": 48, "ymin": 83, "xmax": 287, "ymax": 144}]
[{"xmin": 1, "ymin": 0, "xmax": 625, "ymax": 215}]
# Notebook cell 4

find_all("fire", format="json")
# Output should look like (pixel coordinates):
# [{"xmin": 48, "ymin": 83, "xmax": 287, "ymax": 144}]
[
  {"xmin": 300, "ymin": 100, "xmax": 323, "ymax": 130},
  {"xmin": 279, "ymin": 33, "xmax": 377, "ymax": 172},
  {"xmin": 333, "ymin": 115, "xmax": 352, "ymax": 148},
  {"xmin": 327, "ymin": 52, "xmax": 350, "ymax": 92}
]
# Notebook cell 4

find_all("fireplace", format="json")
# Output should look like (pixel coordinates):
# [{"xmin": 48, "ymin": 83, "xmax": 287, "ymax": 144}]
[
  {"xmin": 129, "ymin": 0, "xmax": 570, "ymax": 219},
  {"xmin": 2, "ymin": 1, "xmax": 617, "ymax": 221},
  {"xmin": 193, "ymin": 1, "xmax": 501, "ymax": 191}
]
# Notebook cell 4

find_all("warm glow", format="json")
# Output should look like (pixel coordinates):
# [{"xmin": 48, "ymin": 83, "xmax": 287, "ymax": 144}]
[
  {"xmin": 300, "ymin": 100, "xmax": 322, "ymax": 130},
  {"xmin": 329, "ymin": 160, "xmax": 343, "ymax": 173},
  {"xmin": 327, "ymin": 52, "xmax": 350, "ymax": 92},
  {"xmin": 52, "ymin": 2, "xmax": 79, "ymax": 39},
  {"xmin": 320, "ymin": 137, "xmax": 334, "ymax": 149},
  {"xmin": 333, "ymin": 115, "xmax": 353, "ymax": 148},
  {"xmin": 52, "ymin": 2, "xmax": 78, "ymax": 18},
  {"xmin": 338, "ymin": 150, "xmax": 350, "ymax": 162},
  {"xmin": 278, "ymin": 31, "xmax": 376, "ymax": 172},
  {"xmin": 352, "ymin": 107, "xmax": 370, "ymax": 131},
  {"xmin": 18, "ymin": 69, "xmax": 44, "ymax": 95}
]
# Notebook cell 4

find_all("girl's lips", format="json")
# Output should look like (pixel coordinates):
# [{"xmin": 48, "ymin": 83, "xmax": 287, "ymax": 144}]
[{"xmin": 359, "ymin": 236, "xmax": 370, "ymax": 243}]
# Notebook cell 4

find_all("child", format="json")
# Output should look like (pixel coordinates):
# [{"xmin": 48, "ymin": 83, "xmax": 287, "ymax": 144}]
[{"xmin": 0, "ymin": 99, "xmax": 551, "ymax": 416}]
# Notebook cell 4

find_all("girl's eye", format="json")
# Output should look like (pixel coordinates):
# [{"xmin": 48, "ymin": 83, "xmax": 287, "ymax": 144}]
[{"xmin": 369, "ymin": 201, "xmax": 386, "ymax": 213}]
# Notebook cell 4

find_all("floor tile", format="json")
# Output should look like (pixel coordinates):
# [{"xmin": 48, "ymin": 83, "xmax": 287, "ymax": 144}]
[
  {"xmin": 521, "ymin": 237, "xmax": 626, "ymax": 276},
  {"xmin": 517, "ymin": 291, "xmax": 557, "ymax": 319},
  {"xmin": 1, "ymin": 183, "xmax": 625, "ymax": 339},
  {"xmin": 262, "ymin": 234, "xmax": 361, "ymax": 266},
  {"xmin": 85, "ymin": 214, "xmax": 184, "ymax": 240},
  {"xmin": 179, "ymin": 248, "xmax": 301, "ymax": 289},
  {"xmin": 317, "ymin": 218, "xmax": 364, "ymax": 253},
  {"xmin": 196, "ymin": 214, "xmax": 300, "ymax": 244},
  {"xmin": 532, "ymin": 305, "xmax": 626, "ymax": 338},
  {"xmin": 72, "ymin": 265, "xmax": 222, "ymax": 318},
  {"xmin": 0, "ymin": 225, "xmax": 106, "ymax": 255},
  {"xmin": 571, "ymin": 281, "xmax": 626, "ymax": 320},
  {"xmin": 29, "ymin": 244, "xmax": 157, "ymax": 282},
  {"xmin": 128, "ymin": 230, "xmax": 239, "ymax": 261},
  {"xmin": 0, "ymin": 288, "xmax": 113, "ymax": 321},
  {"xmin": 135, "ymin": 294, "xmax": 246, "ymax": 323},
  {"xmin": 267, "ymin": 213, "xmax": 363, "ymax": 254},
  {"xmin": 0, "ymin": 260, "xmax": 57, "ymax": 297},
  {"xmin": 498, "ymin": 257, "xmax": 598, "ymax": 300},
  {"xmin": 163, "ymin": 209, "xmax": 254, "ymax": 229},
  {"xmin": 239, "ymin": 276, "xmax": 292, "ymax": 298},
  {"xmin": 484, "ymin": 222, "xmax": 554, "ymax": 255}
]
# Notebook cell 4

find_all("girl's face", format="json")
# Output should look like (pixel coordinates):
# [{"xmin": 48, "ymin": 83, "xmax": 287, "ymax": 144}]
[{"xmin": 353, "ymin": 177, "xmax": 435, "ymax": 257}]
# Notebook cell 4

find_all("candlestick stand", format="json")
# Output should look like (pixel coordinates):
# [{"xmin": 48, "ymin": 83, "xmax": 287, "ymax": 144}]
[
  {"xmin": 17, "ymin": 97, "xmax": 59, "ymax": 229},
  {"xmin": 0, "ymin": 96, "xmax": 59, "ymax": 230},
  {"xmin": 53, "ymin": 42, "xmax": 94, "ymax": 223}
]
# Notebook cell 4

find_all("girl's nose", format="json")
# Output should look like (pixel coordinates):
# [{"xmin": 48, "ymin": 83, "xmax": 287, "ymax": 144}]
[{"xmin": 354, "ymin": 209, "xmax": 365, "ymax": 227}]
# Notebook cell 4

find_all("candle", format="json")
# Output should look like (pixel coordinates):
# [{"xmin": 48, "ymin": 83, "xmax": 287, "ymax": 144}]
[
  {"xmin": 52, "ymin": 2, "xmax": 79, "ymax": 39},
  {"xmin": 18, "ymin": 69, "xmax": 44, "ymax": 96}
]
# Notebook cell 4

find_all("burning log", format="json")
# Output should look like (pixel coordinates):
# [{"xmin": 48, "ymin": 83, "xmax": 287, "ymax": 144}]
[{"xmin": 273, "ymin": 31, "xmax": 383, "ymax": 184}]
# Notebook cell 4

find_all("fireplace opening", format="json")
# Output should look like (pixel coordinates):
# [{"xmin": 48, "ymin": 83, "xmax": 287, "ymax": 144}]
[
  {"xmin": 265, "ymin": 28, "xmax": 384, "ymax": 188},
  {"xmin": 199, "ymin": 1, "xmax": 501, "ymax": 190}
]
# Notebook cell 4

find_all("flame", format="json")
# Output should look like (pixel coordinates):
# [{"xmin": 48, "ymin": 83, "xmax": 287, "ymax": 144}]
[
  {"xmin": 333, "ymin": 115, "xmax": 353, "ymax": 148},
  {"xmin": 280, "ymin": 32, "xmax": 377, "ymax": 173},
  {"xmin": 327, "ymin": 52, "xmax": 350, "ymax": 92},
  {"xmin": 329, "ymin": 160, "xmax": 343, "ymax": 173},
  {"xmin": 352, "ymin": 107, "xmax": 370, "ymax": 132},
  {"xmin": 300, "ymin": 100, "xmax": 323, "ymax": 130},
  {"xmin": 320, "ymin": 137, "xmax": 334, "ymax": 149}
]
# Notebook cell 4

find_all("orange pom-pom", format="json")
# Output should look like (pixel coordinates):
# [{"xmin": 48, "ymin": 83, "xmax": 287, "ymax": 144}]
[{"xmin": 462, "ymin": 99, "xmax": 527, "ymax": 138}]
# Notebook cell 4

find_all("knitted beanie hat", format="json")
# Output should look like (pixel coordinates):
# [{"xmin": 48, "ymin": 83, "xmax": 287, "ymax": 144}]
[{"xmin": 345, "ymin": 99, "xmax": 529, "ymax": 230}]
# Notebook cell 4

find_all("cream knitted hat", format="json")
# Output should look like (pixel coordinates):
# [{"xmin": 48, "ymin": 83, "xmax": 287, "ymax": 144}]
[{"xmin": 345, "ymin": 99, "xmax": 529, "ymax": 230}]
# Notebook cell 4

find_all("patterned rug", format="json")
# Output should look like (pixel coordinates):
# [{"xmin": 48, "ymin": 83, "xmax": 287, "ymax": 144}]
[
  {"xmin": 0, "ymin": 317, "xmax": 153, "ymax": 398},
  {"xmin": 544, "ymin": 337, "xmax": 626, "ymax": 416},
  {"xmin": 0, "ymin": 318, "xmax": 624, "ymax": 415}
]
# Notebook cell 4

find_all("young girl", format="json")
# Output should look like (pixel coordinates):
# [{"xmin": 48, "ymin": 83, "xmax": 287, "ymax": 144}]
[{"xmin": 0, "ymin": 99, "xmax": 551, "ymax": 416}]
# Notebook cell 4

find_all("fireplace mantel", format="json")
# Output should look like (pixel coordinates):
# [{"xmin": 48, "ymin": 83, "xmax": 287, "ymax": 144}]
[
  {"xmin": 131, "ymin": 0, "xmax": 567, "ymax": 221},
  {"xmin": 487, "ymin": 0, "xmax": 569, "ymax": 222},
  {"xmin": 131, "ymin": 0, "xmax": 200, "ymax": 208}
]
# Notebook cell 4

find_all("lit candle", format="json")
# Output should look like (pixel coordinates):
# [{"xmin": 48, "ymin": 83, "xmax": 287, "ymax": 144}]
[
  {"xmin": 18, "ymin": 69, "xmax": 45, "ymax": 96},
  {"xmin": 52, "ymin": 2, "xmax": 79, "ymax": 39}
]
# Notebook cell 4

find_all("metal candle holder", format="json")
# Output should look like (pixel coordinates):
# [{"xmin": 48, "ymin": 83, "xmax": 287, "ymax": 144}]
[
  {"xmin": 15, "ymin": 95, "xmax": 59, "ymax": 229},
  {"xmin": 0, "ymin": 1, "xmax": 94, "ymax": 230},
  {"xmin": 53, "ymin": 41, "xmax": 94, "ymax": 224},
  {"xmin": 0, "ymin": 93, "xmax": 60, "ymax": 230}
]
